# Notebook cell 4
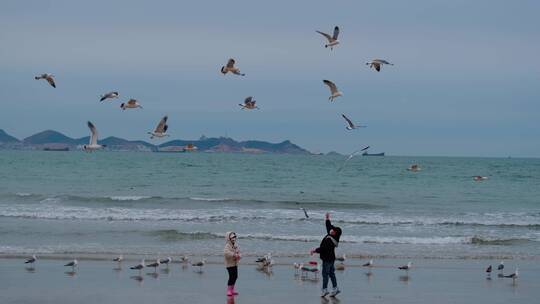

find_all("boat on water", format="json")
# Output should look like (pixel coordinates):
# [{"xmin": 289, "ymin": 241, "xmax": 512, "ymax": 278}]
[{"xmin": 362, "ymin": 151, "xmax": 384, "ymax": 156}]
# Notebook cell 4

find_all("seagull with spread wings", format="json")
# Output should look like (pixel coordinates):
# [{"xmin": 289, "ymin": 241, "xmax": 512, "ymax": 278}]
[
  {"xmin": 316, "ymin": 26, "xmax": 340, "ymax": 50},
  {"xmin": 366, "ymin": 59, "xmax": 394, "ymax": 72},
  {"xmin": 221, "ymin": 58, "xmax": 245, "ymax": 76},
  {"xmin": 337, "ymin": 146, "xmax": 370, "ymax": 172},
  {"xmin": 323, "ymin": 80, "xmax": 342, "ymax": 102},
  {"xmin": 83, "ymin": 121, "xmax": 106, "ymax": 152},
  {"xmin": 120, "ymin": 99, "xmax": 143, "ymax": 110},
  {"xmin": 100, "ymin": 91, "xmax": 119, "ymax": 102},
  {"xmin": 341, "ymin": 114, "xmax": 367, "ymax": 130},
  {"xmin": 34, "ymin": 73, "xmax": 56, "ymax": 88},
  {"xmin": 148, "ymin": 116, "xmax": 169, "ymax": 139},
  {"xmin": 239, "ymin": 96, "xmax": 259, "ymax": 109}
]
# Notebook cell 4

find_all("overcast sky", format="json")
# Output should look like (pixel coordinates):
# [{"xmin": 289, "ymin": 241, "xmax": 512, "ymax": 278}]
[{"xmin": 1, "ymin": 0, "xmax": 539, "ymax": 157}]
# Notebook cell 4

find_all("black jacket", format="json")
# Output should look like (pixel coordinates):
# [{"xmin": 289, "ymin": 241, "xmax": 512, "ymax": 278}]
[{"xmin": 314, "ymin": 219, "xmax": 342, "ymax": 262}]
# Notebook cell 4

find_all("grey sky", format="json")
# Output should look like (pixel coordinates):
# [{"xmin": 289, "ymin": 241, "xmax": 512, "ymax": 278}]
[{"xmin": 1, "ymin": 0, "xmax": 539, "ymax": 156}]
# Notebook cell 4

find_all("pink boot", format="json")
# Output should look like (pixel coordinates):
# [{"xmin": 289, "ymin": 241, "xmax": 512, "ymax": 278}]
[
  {"xmin": 231, "ymin": 285, "xmax": 239, "ymax": 295},
  {"xmin": 227, "ymin": 286, "xmax": 234, "ymax": 296}
]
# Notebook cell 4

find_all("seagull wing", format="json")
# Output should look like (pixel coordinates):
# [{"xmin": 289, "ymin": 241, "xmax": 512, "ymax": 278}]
[
  {"xmin": 316, "ymin": 30, "xmax": 332, "ymax": 41},
  {"xmin": 244, "ymin": 96, "xmax": 253, "ymax": 105},
  {"xmin": 127, "ymin": 99, "xmax": 137, "ymax": 106},
  {"xmin": 323, "ymin": 80, "xmax": 338, "ymax": 94},
  {"xmin": 87, "ymin": 121, "xmax": 98, "ymax": 145},
  {"xmin": 46, "ymin": 75, "xmax": 56, "ymax": 88},
  {"xmin": 341, "ymin": 114, "xmax": 355, "ymax": 128},
  {"xmin": 155, "ymin": 116, "xmax": 168, "ymax": 133},
  {"xmin": 226, "ymin": 58, "xmax": 235, "ymax": 68},
  {"xmin": 374, "ymin": 63, "xmax": 381, "ymax": 72},
  {"xmin": 332, "ymin": 26, "xmax": 340, "ymax": 40}
]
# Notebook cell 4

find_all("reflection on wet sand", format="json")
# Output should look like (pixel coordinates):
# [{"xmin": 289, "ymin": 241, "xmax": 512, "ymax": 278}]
[
  {"xmin": 399, "ymin": 275, "xmax": 411, "ymax": 283},
  {"xmin": 65, "ymin": 271, "xmax": 77, "ymax": 277},
  {"xmin": 25, "ymin": 266, "xmax": 36, "ymax": 273}
]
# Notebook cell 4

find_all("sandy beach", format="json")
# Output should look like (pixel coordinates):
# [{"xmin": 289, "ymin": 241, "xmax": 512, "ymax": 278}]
[{"xmin": 1, "ymin": 257, "xmax": 538, "ymax": 304}]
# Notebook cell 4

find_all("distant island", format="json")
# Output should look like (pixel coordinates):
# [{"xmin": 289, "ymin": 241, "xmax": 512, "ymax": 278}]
[{"xmin": 0, "ymin": 129, "xmax": 310, "ymax": 154}]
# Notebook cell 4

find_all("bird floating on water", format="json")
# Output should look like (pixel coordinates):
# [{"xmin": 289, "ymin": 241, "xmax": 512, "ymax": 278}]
[
  {"xmin": 323, "ymin": 80, "xmax": 342, "ymax": 102},
  {"xmin": 473, "ymin": 176, "xmax": 488, "ymax": 181},
  {"xmin": 100, "ymin": 91, "xmax": 119, "ymax": 102},
  {"xmin": 407, "ymin": 164, "xmax": 421, "ymax": 172},
  {"xmin": 366, "ymin": 59, "xmax": 394, "ymax": 72},
  {"xmin": 148, "ymin": 116, "xmax": 169, "ymax": 139},
  {"xmin": 221, "ymin": 58, "xmax": 245, "ymax": 76},
  {"xmin": 239, "ymin": 96, "xmax": 259, "ymax": 110},
  {"xmin": 83, "ymin": 121, "xmax": 106, "ymax": 151},
  {"xmin": 35, "ymin": 73, "xmax": 56, "ymax": 88},
  {"xmin": 316, "ymin": 26, "xmax": 340, "ymax": 50}
]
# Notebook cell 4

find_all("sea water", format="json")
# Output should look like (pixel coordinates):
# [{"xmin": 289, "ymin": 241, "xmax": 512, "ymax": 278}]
[{"xmin": 0, "ymin": 151, "xmax": 539, "ymax": 259}]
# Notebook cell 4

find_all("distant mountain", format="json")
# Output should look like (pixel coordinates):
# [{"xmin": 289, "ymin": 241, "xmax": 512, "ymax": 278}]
[
  {"xmin": 23, "ymin": 130, "xmax": 78, "ymax": 145},
  {"xmin": 1, "ymin": 129, "xmax": 311, "ymax": 154},
  {"xmin": 160, "ymin": 137, "xmax": 310, "ymax": 154},
  {"xmin": 0, "ymin": 129, "xmax": 20, "ymax": 143}
]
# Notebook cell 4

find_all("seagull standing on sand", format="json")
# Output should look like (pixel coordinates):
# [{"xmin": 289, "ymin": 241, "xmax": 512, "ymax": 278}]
[
  {"xmin": 34, "ymin": 73, "xmax": 56, "ymax": 88},
  {"xmin": 120, "ymin": 99, "xmax": 143, "ymax": 110},
  {"xmin": 113, "ymin": 255, "xmax": 123, "ymax": 265},
  {"xmin": 148, "ymin": 116, "xmax": 169, "ymax": 139},
  {"xmin": 83, "ymin": 121, "xmax": 106, "ymax": 152},
  {"xmin": 301, "ymin": 207, "xmax": 309, "ymax": 218},
  {"xmin": 25, "ymin": 255, "xmax": 37, "ymax": 265},
  {"xmin": 221, "ymin": 58, "xmax": 245, "ymax": 76},
  {"xmin": 239, "ymin": 96, "xmax": 259, "ymax": 110},
  {"xmin": 146, "ymin": 259, "xmax": 160, "ymax": 272},
  {"xmin": 160, "ymin": 257, "xmax": 172, "ymax": 269},
  {"xmin": 504, "ymin": 268, "xmax": 518, "ymax": 281},
  {"xmin": 100, "ymin": 91, "xmax": 119, "ymax": 102},
  {"xmin": 398, "ymin": 262, "xmax": 412, "ymax": 271},
  {"xmin": 192, "ymin": 259, "xmax": 206, "ymax": 272},
  {"xmin": 323, "ymin": 80, "xmax": 342, "ymax": 102},
  {"xmin": 316, "ymin": 26, "xmax": 340, "ymax": 50},
  {"xmin": 366, "ymin": 59, "xmax": 394, "ymax": 72},
  {"xmin": 498, "ymin": 261, "xmax": 504, "ymax": 272},
  {"xmin": 363, "ymin": 259, "xmax": 374, "ymax": 267},
  {"xmin": 64, "ymin": 259, "xmax": 78, "ymax": 271},
  {"xmin": 486, "ymin": 265, "xmax": 492, "ymax": 278},
  {"xmin": 341, "ymin": 114, "xmax": 366, "ymax": 130},
  {"xmin": 130, "ymin": 259, "xmax": 145, "ymax": 274}
]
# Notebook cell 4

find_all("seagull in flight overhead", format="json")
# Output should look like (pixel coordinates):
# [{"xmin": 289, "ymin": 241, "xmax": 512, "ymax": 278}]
[
  {"xmin": 341, "ymin": 114, "xmax": 367, "ymax": 130},
  {"xmin": 221, "ymin": 58, "xmax": 245, "ymax": 76},
  {"xmin": 100, "ymin": 91, "xmax": 119, "ymax": 102},
  {"xmin": 148, "ymin": 116, "xmax": 169, "ymax": 139},
  {"xmin": 239, "ymin": 96, "xmax": 259, "ymax": 110},
  {"xmin": 120, "ymin": 99, "xmax": 143, "ymax": 110},
  {"xmin": 34, "ymin": 73, "xmax": 56, "ymax": 88},
  {"xmin": 366, "ymin": 59, "xmax": 394, "ymax": 72},
  {"xmin": 316, "ymin": 26, "xmax": 340, "ymax": 50},
  {"xmin": 323, "ymin": 80, "xmax": 342, "ymax": 102},
  {"xmin": 83, "ymin": 121, "xmax": 106, "ymax": 151},
  {"xmin": 337, "ymin": 146, "xmax": 370, "ymax": 172}
]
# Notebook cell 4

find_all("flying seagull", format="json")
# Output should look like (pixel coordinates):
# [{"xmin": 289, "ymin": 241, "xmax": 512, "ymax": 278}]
[
  {"xmin": 341, "ymin": 114, "xmax": 367, "ymax": 130},
  {"xmin": 239, "ymin": 96, "xmax": 259, "ymax": 110},
  {"xmin": 366, "ymin": 59, "xmax": 394, "ymax": 72},
  {"xmin": 221, "ymin": 58, "xmax": 245, "ymax": 76},
  {"xmin": 34, "ymin": 73, "xmax": 56, "ymax": 88},
  {"xmin": 100, "ymin": 91, "xmax": 119, "ymax": 102},
  {"xmin": 148, "ymin": 116, "xmax": 169, "ymax": 139},
  {"xmin": 120, "ymin": 99, "xmax": 143, "ymax": 110},
  {"xmin": 25, "ymin": 255, "xmax": 37, "ymax": 265},
  {"xmin": 323, "ymin": 80, "xmax": 342, "ymax": 102},
  {"xmin": 316, "ymin": 26, "xmax": 340, "ymax": 50},
  {"xmin": 337, "ymin": 146, "xmax": 370, "ymax": 172},
  {"xmin": 83, "ymin": 121, "xmax": 106, "ymax": 151}
]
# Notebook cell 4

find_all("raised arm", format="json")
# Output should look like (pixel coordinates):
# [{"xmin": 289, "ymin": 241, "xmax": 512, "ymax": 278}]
[{"xmin": 325, "ymin": 212, "xmax": 334, "ymax": 234}]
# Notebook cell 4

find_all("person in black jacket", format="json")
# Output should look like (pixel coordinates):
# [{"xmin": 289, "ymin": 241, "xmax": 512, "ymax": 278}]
[{"xmin": 311, "ymin": 212, "xmax": 342, "ymax": 297}]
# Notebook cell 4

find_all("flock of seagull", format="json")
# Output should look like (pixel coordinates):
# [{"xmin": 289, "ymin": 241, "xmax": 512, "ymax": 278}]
[
  {"xmin": 23, "ymin": 253, "xmax": 519, "ymax": 285},
  {"xmin": 32, "ymin": 25, "xmax": 395, "ymax": 154}
]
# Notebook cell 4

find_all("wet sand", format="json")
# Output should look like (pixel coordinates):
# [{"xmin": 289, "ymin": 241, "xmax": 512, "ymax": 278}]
[{"xmin": 1, "ymin": 258, "xmax": 538, "ymax": 304}]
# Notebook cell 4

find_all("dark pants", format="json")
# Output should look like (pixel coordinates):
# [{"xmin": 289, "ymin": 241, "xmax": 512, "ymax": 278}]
[
  {"xmin": 227, "ymin": 266, "xmax": 238, "ymax": 286},
  {"xmin": 322, "ymin": 260, "xmax": 337, "ymax": 289}
]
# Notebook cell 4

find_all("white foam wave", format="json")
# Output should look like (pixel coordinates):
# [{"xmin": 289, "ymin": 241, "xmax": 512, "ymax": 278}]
[
  {"xmin": 189, "ymin": 197, "xmax": 231, "ymax": 202},
  {"xmin": 108, "ymin": 196, "xmax": 152, "ymax": 201}
]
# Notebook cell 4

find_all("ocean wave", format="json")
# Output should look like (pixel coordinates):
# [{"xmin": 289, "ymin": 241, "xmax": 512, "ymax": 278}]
[{"xmin": 108, "ymin": 196, "xmax": 152, "ymax": 201}]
